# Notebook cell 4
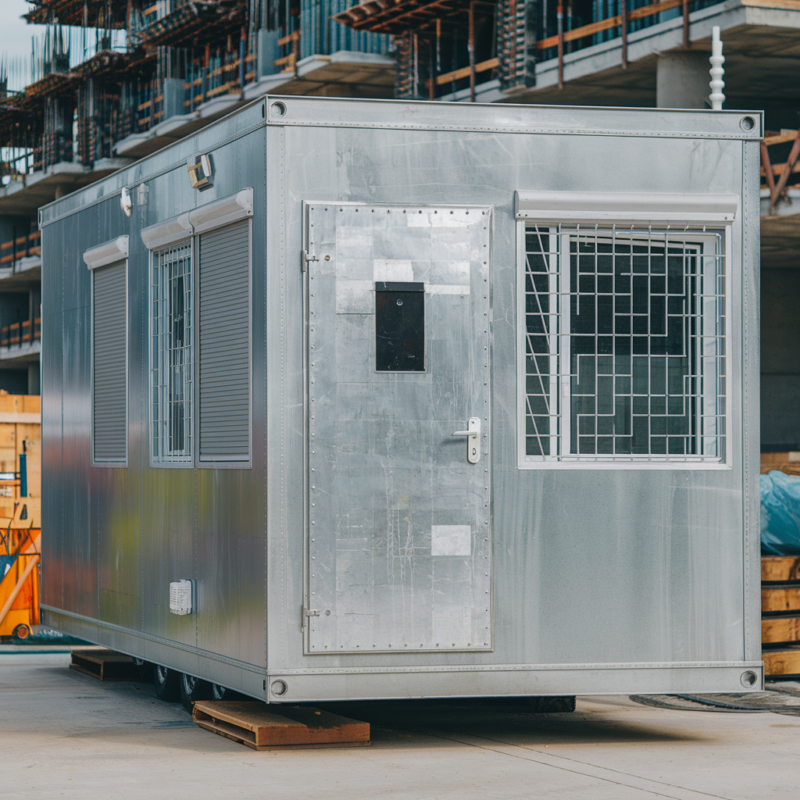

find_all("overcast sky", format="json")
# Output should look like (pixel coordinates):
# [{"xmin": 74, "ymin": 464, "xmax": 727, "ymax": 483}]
[
  {"xmin": 0, "ymin": 1, "xmax": 36, "ymax": 60},
  {"xmin": 0, "ymin": 1, "xmax": 127, "ymax": 89},
  {"xmin": 0, "ymin": 1, "xmax": 51, "ymax": 89}
]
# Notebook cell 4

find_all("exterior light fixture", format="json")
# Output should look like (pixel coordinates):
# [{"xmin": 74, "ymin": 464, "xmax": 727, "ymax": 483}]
[
  {"xmin": 188, "ymin": 154, "xmax": 213, "ymax": 190},
  {"xmin": 120, "ymin": 186, "xmax": 132, "ymax": 217}
]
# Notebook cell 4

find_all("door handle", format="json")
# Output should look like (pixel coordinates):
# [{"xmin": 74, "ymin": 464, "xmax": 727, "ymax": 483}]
[{"xmin": 452, "ymin": 417, "xmax": 481, "ymax": 464}]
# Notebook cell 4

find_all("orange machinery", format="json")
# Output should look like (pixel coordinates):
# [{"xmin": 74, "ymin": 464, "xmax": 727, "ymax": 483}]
[
  {"xmin": 0, "ymin": 393, "xmax": 41, "ymax": 640},
  {"xmin": 0, "ymin": 500, "xmax": 41, "ymax": 639}
]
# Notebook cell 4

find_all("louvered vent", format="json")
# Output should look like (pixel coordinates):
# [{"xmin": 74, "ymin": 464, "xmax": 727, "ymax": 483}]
[
  {"xmin": 198, "ymin": 221, "xmax": 250, "ymax": 462},
  {"xmin": 93, "ymin": 261, "xmax": 127, "ymax": 463}
]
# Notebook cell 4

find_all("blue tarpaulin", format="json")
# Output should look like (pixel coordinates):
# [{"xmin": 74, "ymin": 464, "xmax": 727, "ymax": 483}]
[{"xmin": 761, "ymin": 470, "xmax": 800, "ymax": 556}]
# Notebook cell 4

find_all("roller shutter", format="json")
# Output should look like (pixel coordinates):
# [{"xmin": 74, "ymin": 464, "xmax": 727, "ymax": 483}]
[
  {"xmin": 198, "ymin": 221, "xmax": 250, "ymax": 462},
  {"xmin": 93, "ymin": 261, "xmax": 127, "ymax": 463}
]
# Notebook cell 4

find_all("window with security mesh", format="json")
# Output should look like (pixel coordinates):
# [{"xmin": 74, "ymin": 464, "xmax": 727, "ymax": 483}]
[
  {"xmin": 522, "ymin": 224, "xmax": 726, "ymax": 464},
  {"xmin": 151, "ymin": 241, "xmax": 193, "ymax": 464}
]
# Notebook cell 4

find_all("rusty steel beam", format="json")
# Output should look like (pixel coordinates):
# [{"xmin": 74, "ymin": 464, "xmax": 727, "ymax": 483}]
[
  {"xmin": 468, "ymin": 1, "xmax": 476, "ymax": 101},
  {"xmin": 761, "ymin": 140, "xmax": 777, "ymax": 212},
  {"xmin": 557, "ymin": 3, "xmax": 564, "ymax": 89},
  {"xmin": 621, "ymin": 0, "xmax": 628, "ymax": 69},
  {"xmin": 436, "ymin": 18, "xmax": 442, "ymax": 72},
  {"xmin": 334, "ymin": 0, "xmax": 494, "ymax": 34},
  {"xmin": 682, "ymin": 0, "xmax": 690, "ymax": 48},
  {"xmin": 770, "ymin": 130, "xmax": 800, "ymax": 215},
  {"xmin": 413, "ymin": 32, "xmax": 420, "ymax": 96}
]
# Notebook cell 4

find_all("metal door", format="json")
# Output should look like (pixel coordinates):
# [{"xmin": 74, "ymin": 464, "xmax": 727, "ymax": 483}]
[{"xmin": 305, "ymin": 203, "xmax": 492, "ymax": 654}]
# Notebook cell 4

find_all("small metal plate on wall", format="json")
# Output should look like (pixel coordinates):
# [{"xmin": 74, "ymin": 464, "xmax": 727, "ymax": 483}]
[{"xmin": 304, "ymin": 203, "xmax": 492, "ymax": 654}]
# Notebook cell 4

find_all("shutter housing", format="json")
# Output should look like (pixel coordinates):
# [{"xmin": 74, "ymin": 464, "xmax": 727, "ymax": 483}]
[
  {"xmin": 198, "ymin": 221, "xmax": 251, "ymax": 462},
  {"xmin": 93, "ymin": 260, "xmax": 127, "ymax": 464}
]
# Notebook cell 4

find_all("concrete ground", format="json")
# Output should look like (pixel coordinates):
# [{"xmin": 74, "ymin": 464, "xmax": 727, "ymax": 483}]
[{"xmin": 1, "ymin": 649, "xmax": 800, "ymax": 799}]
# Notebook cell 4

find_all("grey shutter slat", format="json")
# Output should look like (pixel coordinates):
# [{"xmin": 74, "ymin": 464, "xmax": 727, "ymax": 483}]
[
  {"xmin": 93, "ymin": 261, "xmax": 127, "ymax": 463},
  {"xmin": 199, "ymin": 221, "xmax": 250, "ymax": 461}
]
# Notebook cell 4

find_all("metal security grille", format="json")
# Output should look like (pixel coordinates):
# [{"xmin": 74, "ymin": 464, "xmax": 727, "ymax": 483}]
[
  {"xmin": 93, "ymin": 261, "xmax": 126, "ymax": 463},
  {"xmin": 198, "ymin": 221, "xmax": 250, "ymax": 462},
  {"xmin": 151, "ymin": 241, "xmax": 193, "ymax": 463},
  {"xmin": 523, "ymin": 224, "xmax": 726, "ymax": 463}
]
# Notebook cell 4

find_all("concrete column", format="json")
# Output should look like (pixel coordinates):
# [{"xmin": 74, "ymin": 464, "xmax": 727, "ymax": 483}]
[
  {"xmin": 162, "ymin": 78, "xmax": 185, "ymax": 120},
  {"xmin": 656, "ymin": 51, "xmax": 710, "ymax": 109},
  {"xmin": 27, "ymin": 362, "xmax": 40, "ymax": 396},
  {"xmin": 257, "ymin": 29, "xmax": 281, "ymax": 79}
]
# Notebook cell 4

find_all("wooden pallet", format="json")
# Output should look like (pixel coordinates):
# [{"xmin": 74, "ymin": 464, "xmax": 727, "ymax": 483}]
[
  {"xmin": 760, "ymin": 453, "xmax": 800, "ymax": 676},
  {"xmin": 762, "ymin": 585, "xmax": 800, "ymax": 612},
  {"xmin": 763, "ymin": 616, "xmax": 800, "ymax": 644},
  {"xmin": 762, "ymin": 556, "xmax": 800, "ymax": 582},
  {"xmin": 763, "ymin": 646, "xmax": 800, "ymax": 678},
  {"xmin": 69, "ymin": 649, "xmax": 139, "ymax": 681},
  {"xmin": 761, "ymin": 452, "xmax": 800, "ymax": 476},
  {"xmin": 193, "ymin": 701, "xmax": 371, "ymax": 751},
  {"xmin": 763, "ymin": 556, "xmax": 800, "ymax": 677}
]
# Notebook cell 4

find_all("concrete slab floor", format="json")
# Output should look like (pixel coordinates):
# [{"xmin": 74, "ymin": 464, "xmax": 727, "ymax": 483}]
[{"xmin": 1, "ymin": 652, "xmax": 799, "ymax": 799}]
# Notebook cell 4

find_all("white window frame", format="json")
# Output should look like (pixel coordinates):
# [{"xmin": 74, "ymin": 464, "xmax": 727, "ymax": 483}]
[
  {"xmin": 150, "ymin": 239, "xmax": 194, "ymax": 465},
  {"xmin": 515, "ymin": 191, "xmax": 736, "ymax": 471},
  {"xmin": 140, "ymin": 187, "xmax": 254, "ymax": 469}
]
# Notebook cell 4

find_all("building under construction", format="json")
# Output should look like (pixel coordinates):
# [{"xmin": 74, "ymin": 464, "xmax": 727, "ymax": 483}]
[
  {"xmin": 331, "ymin": 0, "xmax": 800, "ymax": 460},
  {"xmin": 3, "ymin": 2, "xmax": 800, "ymax": 448},
  {"xmin": 0, "ymin": 0, "xmax": 395, "ymax": 394}
]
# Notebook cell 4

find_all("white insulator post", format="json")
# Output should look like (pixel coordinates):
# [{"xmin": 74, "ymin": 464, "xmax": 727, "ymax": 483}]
[{"xmin": 709, "ymin": 26, "xmax": 725, "ymax": 110}]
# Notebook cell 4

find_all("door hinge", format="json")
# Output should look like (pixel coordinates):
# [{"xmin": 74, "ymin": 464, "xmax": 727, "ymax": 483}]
[{"xmin": 302, "ymin": 250, "xmax": 319, "ymax": 272}]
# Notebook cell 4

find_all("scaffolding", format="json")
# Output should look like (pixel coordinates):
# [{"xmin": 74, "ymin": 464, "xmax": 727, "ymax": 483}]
[
  {"xmin": 335, "ymin": 0, "xmax": 732, "ymax": 99},
  {"xmin": 334, "ymin": 0, "xmax": 498, "ymax": 100},
  {"xmin": 0, "ymin": 0, "xmax": 391, "ymax": 190}
]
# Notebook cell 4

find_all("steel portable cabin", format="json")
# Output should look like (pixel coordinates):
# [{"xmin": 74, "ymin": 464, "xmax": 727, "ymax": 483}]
[{"xmin": 40, "ymin": 97, "xmax": 763, "ymax": 701}]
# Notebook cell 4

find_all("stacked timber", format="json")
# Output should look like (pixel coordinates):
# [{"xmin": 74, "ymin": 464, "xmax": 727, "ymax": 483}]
[
  {"xmin": 0, "ymin": 392, "xmax": 40, "ymax": 521},
  {"xmin": 761, "ymin": 452, "xmax": 800, "ymax": 476},
  {"xmin": 760, "ymin": 452, "xmax": 800, "ymax": 677},
  {"xmin": 762, "ymin": 556, "xmax": 800, "ymax": 678},
  {"xmin": 0, "ymin": 393, "xmax": 40, "ymax": 639}
]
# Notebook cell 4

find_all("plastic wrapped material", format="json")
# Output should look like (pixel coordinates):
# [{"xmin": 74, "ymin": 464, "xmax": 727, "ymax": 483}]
[{"xmin": 761, "ymin": 470, "xmax": 800, "ymax": 555}]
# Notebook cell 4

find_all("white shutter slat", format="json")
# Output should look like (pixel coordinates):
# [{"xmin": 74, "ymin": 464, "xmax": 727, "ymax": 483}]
[
  {"xmin": 199, "ymin": 221, "xmax": 251, "ymax": 462},
  {"xmin": 93, "ymin": 261, "xmax": 127, "ymax": 463}
]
